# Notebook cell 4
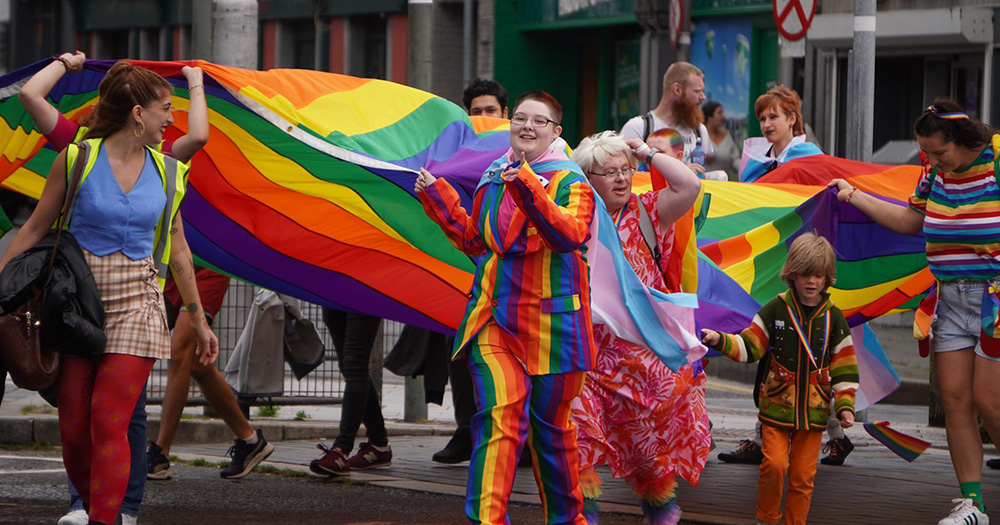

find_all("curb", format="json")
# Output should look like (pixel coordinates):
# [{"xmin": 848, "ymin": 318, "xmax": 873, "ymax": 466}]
[{"xmin": 0, "ymin": 415, "xmax": 457, "ymax": 446}]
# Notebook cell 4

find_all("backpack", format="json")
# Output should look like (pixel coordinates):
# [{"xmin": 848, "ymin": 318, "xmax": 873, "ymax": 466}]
[{"xmin": 641, "ymin": 111, "xmax": 654, "ymax": 141}]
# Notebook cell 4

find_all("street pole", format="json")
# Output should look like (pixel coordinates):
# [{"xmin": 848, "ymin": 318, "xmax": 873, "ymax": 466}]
[
  {"xmin": 677, "ymin": 0, "xmax": 692, "ymax": 62},
  {"xmin": 463, "ymin": 0, "xmax": 475, "ymax": 88},
  {"xmin": 191, "ymin": 0, "xmax": 258, "ymax": 69},
  {"xmin": 849, "ymin": 0, "xmax": 875, "ymax": 162}
]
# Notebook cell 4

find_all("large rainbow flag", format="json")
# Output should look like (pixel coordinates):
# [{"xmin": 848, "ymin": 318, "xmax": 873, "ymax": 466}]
[
  {"xmin": 0, "ymin": 59, "xmax": 929, "ymax": 384},
  {"xmin": 0, "ymin": 58, "xmax": 703, "ymax": 369},
  {"xmin": 688, "ymin": 155, "xmax": 931, "ymax": 406}
]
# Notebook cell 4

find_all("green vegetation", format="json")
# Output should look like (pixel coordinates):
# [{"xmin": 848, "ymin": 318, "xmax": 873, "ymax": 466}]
[{"xmin": 255, "ymin": 405, "xmax": 280, "ymax": 418}]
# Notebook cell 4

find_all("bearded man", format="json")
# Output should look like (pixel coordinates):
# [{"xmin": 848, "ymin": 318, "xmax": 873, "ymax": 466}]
[{"xmin": 620, "ymin": 61, "xmax": 714, "ymax": 173}]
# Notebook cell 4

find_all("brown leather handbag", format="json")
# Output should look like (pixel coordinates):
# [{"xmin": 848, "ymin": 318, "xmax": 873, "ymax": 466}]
[{"xmin": 0, "ymin": 147, "xmax": 86, "ymax": 391}]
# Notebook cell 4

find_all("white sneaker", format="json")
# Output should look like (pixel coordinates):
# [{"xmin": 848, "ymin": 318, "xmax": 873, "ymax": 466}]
[
  {"xmin": 121, "ymin": 514, "xmax": 138, "ymax": 525},
  {"xmin": 939, "ymin": 498, "xmax": 989, "ymax": 525},
  {"xmin": 56, "ymin": 509, "xmax": 88, "ymax": 525}
]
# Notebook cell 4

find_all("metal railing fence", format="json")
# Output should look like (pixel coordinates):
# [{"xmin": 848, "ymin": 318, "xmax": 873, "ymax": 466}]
[{"xmin": 145, "ymin": 279, "xmax": 403, "ymax": 406}]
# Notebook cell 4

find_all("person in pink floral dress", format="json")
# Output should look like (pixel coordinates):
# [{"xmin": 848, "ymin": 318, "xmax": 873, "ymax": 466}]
[{"xmin": 569, "ymin": 131, "xmax": 711, "ymax": 524}]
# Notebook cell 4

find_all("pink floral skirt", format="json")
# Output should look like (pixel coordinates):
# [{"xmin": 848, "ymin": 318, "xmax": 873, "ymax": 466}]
[{"xmin": 571, "ymin": 324, "xmax": 711, "ymax": 485}]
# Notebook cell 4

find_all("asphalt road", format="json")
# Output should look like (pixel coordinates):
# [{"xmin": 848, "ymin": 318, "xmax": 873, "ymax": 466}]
[{"xmin": 0, "ymin": 449, "xmax": 642, "ymax": 525}]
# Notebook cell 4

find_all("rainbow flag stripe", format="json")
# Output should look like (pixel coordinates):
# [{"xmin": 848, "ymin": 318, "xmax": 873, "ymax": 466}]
[{"xmin": 863, "ymin": 420, "xmax": 931, "ymax": 462}]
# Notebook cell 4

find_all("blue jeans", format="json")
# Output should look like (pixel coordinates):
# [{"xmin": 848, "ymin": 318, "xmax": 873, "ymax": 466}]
[{"xmin": 68, "ymin": 386, "xmax": 147, "ymax": 517}]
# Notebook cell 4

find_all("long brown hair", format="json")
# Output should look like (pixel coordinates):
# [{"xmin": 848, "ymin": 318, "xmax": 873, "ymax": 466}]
[{"xmin": 82, "ymin": 61, "xmax": 172, "ymax": 140}]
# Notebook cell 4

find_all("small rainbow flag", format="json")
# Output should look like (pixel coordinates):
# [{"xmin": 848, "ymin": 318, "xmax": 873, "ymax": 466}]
[{"xmin": 863, "ymin": 421, "xmax": 931, "ymax": 462}]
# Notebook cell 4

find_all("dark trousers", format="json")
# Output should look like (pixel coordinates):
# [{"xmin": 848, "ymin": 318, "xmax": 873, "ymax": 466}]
[
  {"xmin": 449, "ymin": 354, "xmax": 475, "ymax": 433},
  {"xmin": 322, "ymin": 309, "xmax": 387, "ymax": 453}
]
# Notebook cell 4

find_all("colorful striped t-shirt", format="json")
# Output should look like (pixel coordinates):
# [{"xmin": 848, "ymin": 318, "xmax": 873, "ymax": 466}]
[{"xmin": 908, "ymin": 146, "xmax": 1000, "ymax": 281}]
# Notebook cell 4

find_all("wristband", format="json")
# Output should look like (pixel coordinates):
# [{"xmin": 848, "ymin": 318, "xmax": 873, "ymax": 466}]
[
  {"xmin": 646, "ymin": 148, "xmax": 660, "ymax": 164},
  {"xmin": 188, "ymin": 83, "xmax": 203, "ymax": 90},
  {"xmin": 845, "ymin": 186, "xmax": 859, "ymax": 203},
  {"xmin": 634, "ymin": 142, "xmax": 651, "ymax": 158},
  {"xmin": 57, "ymin": 57, "xmax": 78, "ymax": 73}
]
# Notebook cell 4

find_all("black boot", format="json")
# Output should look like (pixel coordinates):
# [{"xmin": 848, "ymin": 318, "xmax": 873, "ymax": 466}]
[
  {"xmin": 433, "ymin": 427, "xmax": 472, "ymax": 464},
  {"xmin": 820, "ymin": 436, "xmax": 855, "ymax": 466}
]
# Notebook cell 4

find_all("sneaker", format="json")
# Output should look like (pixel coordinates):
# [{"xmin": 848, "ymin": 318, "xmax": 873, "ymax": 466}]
[
  {"xmin": 120, "ymin": 514, "xmax": 138, "ymax": 525},
  {"xmin": 820, "ymin": 436, "xmax": 855, "ymax": 466},
  {"xmin": 56, "ymin": 509, "xmax": 88, "ymax": 525},
  {"xmin": 938, "ymin": 498, "xmax": 989, "ymax": 525},
  {"xmin": 348, "ymin": 442, "xmax": 392, "ymax": 470},
  {"xmin": 309, "ymin": 443, "xmax": 350, "ymax": 477},
  {"xmin": 718, "ymin": 439, "xmax": 764, "ymax": 464},
  {"xmin": 220, "ymin": 429, "xmax": 275, "ymax": 480},
  {"xmin": 432, "ymin": 429, "xmax": 472, "ymax": 464},
  {"xmin": 988, "ymin": 458, "xmax": 1000, "ymax": 470},
  {"xmin": 146, "ymin": 442, "xmax": 171, "ymax": 480}
]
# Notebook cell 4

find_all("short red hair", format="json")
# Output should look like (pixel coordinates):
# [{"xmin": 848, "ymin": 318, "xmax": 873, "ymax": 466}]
[
  {"xmin": 754, "ymin": 85, "xmax": 803, "ymax": 136},
  {"xmin": 513, "ymin": 90, "xmax": 563, "ymax": 124}
]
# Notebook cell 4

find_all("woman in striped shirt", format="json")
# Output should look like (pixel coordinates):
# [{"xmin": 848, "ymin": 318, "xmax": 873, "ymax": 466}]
[{"xmin": 830, "ymin": 98, "xmax": 1000, "ymax": 525}]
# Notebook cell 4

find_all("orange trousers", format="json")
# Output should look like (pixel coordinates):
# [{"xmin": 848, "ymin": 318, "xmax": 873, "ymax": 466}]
[{"xmin": 757, "ymin": 425, "xmax": 823, "ymax": 525}]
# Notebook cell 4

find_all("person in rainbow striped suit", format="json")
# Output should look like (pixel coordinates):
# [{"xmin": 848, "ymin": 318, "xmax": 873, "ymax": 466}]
[{"xmin": 415, "ymin": 90, "xmax": 597, "ymax": 525}]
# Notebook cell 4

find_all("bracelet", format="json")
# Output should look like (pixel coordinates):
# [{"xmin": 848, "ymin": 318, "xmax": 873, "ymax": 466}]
[
  {"xmin": 647, "ymin": 148, "xmax": 660, "ymax": 163},
  {"xmin": 845, "ymin": 186, "xmax": 859, "ymax": 203},
  {"xmin": 56, "ymin": 57, "xmax": 78, "ymax": 73},
  {"xmin": 188, "ymin": 83, "xmax": 203, "ymax": 90}
]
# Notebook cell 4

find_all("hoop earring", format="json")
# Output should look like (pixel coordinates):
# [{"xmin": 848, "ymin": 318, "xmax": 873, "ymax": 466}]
[{"xmin": 134, "ymin": 121, "xmax": 145, "ymax": 137}]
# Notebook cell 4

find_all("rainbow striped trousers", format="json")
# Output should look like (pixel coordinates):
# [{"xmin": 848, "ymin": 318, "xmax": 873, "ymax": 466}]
[{"xmin": 464, "ymin": 322, "xmax": 588, "ymax": 525}]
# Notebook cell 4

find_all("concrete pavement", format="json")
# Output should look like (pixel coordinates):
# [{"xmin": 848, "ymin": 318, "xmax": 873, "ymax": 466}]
[{"xmin": 3, "ymin": 370, "xmax": 995, "ymax": 524}]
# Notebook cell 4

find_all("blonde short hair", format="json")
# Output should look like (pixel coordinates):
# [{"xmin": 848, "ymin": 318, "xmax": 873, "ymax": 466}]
[
  {"xmin": 662, "ymin": 62, "xmax": 704, "ymax": 94},
  {"xmin": 570, "ymin": 130, "xmax": 636, "ymax": 174},
  {"xmin": 779, "ymin": 233, "xmax": 837, "ymax": 288}
]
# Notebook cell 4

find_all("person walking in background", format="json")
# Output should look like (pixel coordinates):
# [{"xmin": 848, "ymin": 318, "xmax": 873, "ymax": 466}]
[
  {"xmin": 309, "ymin": 310, "xmax": 392, "ymax": 477},
  {"xmin": 620, "ymin": 62, "xmax": 714, "ymax": 172},
  {"xmin": 702, "ymin": 101, "xmax": 741, "ymax": 181},
  {"xmin": 147, "ymin": 265, "xmax": 273, "ymax": 482},
  {"xmin": 463, "ymin": 78, "xmax": 508, "ymax": 119},
  {"xmin": 415, "ymin": 90, "xmax": 596, "ymax": 525},
  {"xmin": 1, "ymin": 59, "xmax": 218, "ymax": 525},
  {"xmin": 701, "ymin": 233, "xmax": 857, "ymax": 525},
  {"xmin": 739, "ymin": 85, "xmax": 822, "ymax": 183},
  {"xmin": 569, "ymin": 131, "xmax": 709, "ymax": 524},
  {"xmin": 830, "ymin": 98, "xmax": 1000, "ymax": 525}
]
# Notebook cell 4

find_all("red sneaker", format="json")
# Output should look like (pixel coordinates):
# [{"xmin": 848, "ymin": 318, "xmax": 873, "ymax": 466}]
[
  {"xmin": 348, "ymin": 442, "xmax": 392, "ymax": 470},
  {"xmin": 309, "ymin": 443, "xmax": 350, "ymax": 477}
]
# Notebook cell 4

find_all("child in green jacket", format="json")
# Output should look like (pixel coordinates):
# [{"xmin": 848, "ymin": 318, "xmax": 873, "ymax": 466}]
[{"xmin": 701, "ymin": 233, "xmax": 858, "ymax": 525}]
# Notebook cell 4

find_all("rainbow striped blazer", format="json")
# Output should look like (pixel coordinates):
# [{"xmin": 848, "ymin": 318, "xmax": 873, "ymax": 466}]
[{"xmin": 420, "ymin": 160, "xmax": 597, "ymax": 375}]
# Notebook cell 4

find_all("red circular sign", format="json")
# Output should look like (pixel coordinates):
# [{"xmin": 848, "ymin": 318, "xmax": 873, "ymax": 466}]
[
  {"xmin": 773, "ymin": 0, "xmax": 816, "ymax": 41},
  {"xmin": 669, "ymin": 0, "xmax": 683, "ymax": 48}
]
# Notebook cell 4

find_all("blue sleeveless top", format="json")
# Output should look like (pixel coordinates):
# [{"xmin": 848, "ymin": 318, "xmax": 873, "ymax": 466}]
[{"xmin": 69, "ymin": 145, "xmax": 167, "ymax": 259}]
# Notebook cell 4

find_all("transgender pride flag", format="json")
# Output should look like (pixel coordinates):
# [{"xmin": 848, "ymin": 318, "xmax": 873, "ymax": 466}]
[{"xmin": 586, "ymin": 189, "xmax": 707, "ymax": 372}]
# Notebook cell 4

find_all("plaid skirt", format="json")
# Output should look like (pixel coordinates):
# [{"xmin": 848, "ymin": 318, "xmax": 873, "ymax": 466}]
[{"xmin": 84, "ymin": 249, "xmax": 170, "ymax": 360}]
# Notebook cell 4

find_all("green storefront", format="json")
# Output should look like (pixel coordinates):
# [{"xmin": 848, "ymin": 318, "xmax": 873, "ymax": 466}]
[
  {"xmin": 494, "ymin": 0, "xmax": 779, "ymax": 146},
  {"xmin": 493, "ymin": 0, "xmax": 642, "ymax": 147}
]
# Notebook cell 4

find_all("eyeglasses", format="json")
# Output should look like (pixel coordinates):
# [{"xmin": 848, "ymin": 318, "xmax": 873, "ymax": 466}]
[
  {"xmin": 587, "ymin": 167, "xmax": 635, "ymax": 179},
  {"xmin": 511, "ymin": 113, "xmax": 558, "ymax": 128}
]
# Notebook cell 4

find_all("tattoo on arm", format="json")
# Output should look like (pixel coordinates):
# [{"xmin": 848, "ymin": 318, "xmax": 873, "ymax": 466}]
[
  {"xmin": 170, "ymin": 226, "xmax": 178, "ymax": 234},
  {"xmin": 187, "ymin": 302, "xmax": 200, "ymax": 314},
  {"xmin": 171, "ymin": 261, "xmax": 185, "ymax": 277}
]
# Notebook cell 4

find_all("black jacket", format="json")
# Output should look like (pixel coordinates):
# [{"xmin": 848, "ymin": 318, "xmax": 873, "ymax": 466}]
[{"xmin": 0, "ymin": 231, "xmax": 105, "ymax": 357}]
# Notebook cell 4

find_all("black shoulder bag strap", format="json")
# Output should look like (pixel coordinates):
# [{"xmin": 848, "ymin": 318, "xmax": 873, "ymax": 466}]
[
  {"xmin": 45, "ymin": 142, "xmax": 88, "ymax": 278},
  {"xmin": 636, "ymin": 201, "xmax": 669, "ymax": 285}
]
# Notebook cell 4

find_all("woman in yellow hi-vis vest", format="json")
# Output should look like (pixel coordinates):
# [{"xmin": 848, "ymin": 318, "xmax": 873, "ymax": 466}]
[{"xmin": 0, "ymin": 61, "xmax": 218, "ymax": 525}]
